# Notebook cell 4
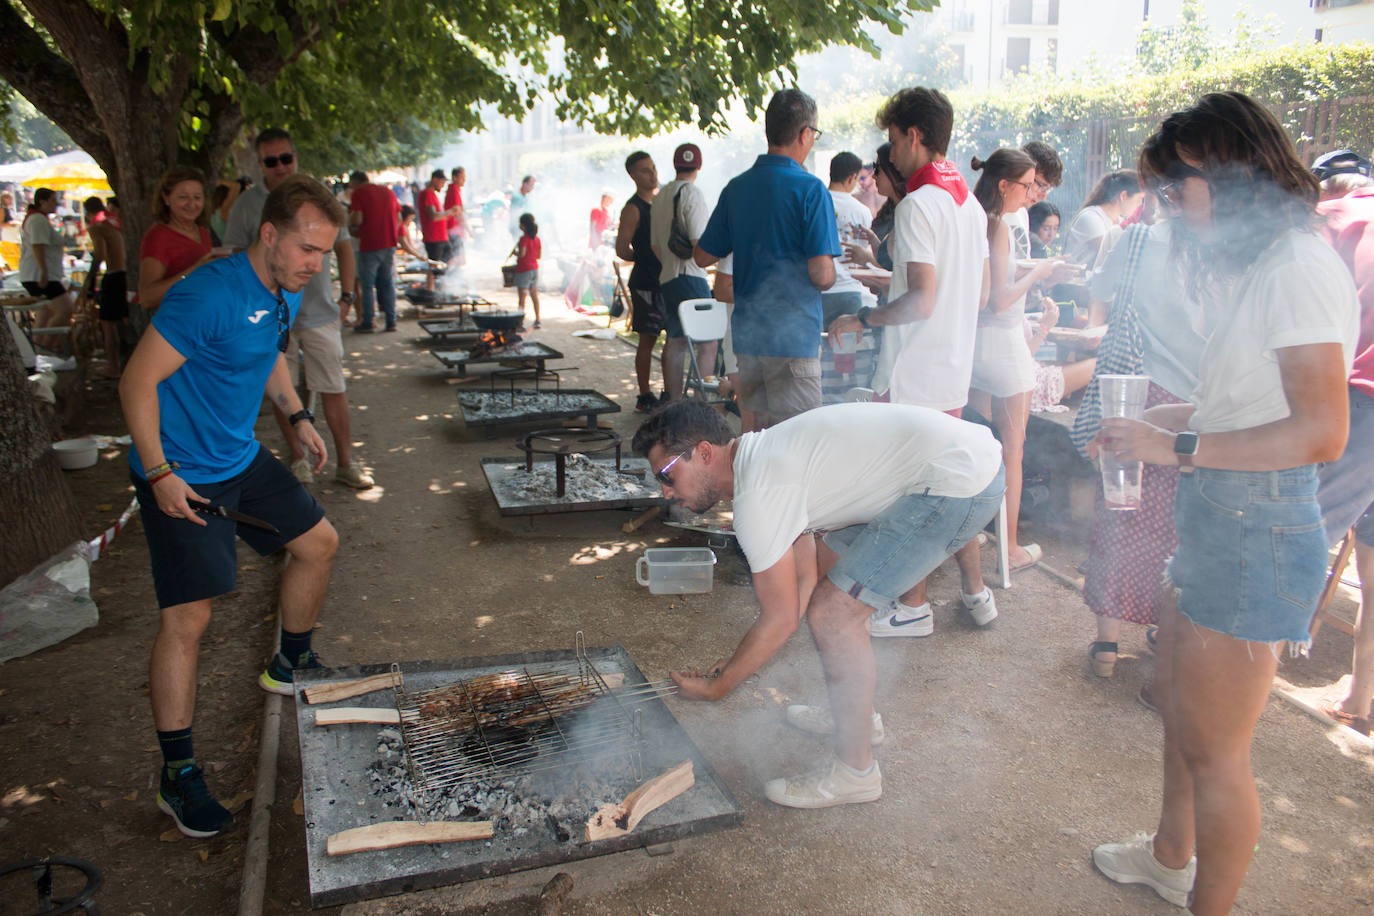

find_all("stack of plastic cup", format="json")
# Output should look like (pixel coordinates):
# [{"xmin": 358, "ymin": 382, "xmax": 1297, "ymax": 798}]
[{"xmin": 1098, "ymin": 374, "xmax": 1150, "ymax": 511}]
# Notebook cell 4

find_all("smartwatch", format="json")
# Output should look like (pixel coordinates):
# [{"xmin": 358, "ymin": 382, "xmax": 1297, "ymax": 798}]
[
  {"xmin": 289, "ymin": 408, "xmax": 315, "ymax": 426},
  {"xmin": 339, "ymin": 292, "xmax": 355, "ymax": 303},
  {"xmin": 1173, "ymin": 431, "xmax": 1199, "ymax": 468},
  {"xmin": 856, "ymin": 306, "xmax": 874, "ymax": 329}
]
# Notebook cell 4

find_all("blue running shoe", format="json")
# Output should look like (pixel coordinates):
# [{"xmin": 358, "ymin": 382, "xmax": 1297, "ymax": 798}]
[{"xmin": 158, "ymin": 764, "xmax": 232, "ymax": 838}]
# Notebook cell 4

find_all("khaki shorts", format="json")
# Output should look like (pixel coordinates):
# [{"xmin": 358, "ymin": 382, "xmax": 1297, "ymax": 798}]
[
  {"xmin": 288, "ymin": 319, "xmax": 346, "ymax": 394},
  {"xmin": 736, "ymin": 352, "xmax": 821, "ymax": 421}
]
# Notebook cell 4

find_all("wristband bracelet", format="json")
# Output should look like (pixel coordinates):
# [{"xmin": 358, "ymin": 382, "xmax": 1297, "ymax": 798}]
[
  {"xmin": 147, "ymin": 468, "xmax": 174, "ymax": 485},
  {"xmin": 144, "ymin": 462, "xmax": 171, "ymax": 479}
]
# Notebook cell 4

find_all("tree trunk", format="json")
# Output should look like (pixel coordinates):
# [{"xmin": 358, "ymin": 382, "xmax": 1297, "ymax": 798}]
[{"xmin": 0, "ymin": 326, "xmax": 84, "ymax": 589}]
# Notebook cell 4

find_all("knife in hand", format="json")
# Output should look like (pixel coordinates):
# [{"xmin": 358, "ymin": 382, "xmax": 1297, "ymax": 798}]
[{"xmin": 192, "ymin": 502, "xmax": 280, "ymax": 534}]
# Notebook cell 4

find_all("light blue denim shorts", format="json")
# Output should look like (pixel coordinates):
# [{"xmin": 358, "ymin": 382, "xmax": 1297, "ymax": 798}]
[
  {"xmin": 824, "ymin": 467, "xmax": 1006, "ymax": 611},
  {"xmin": 1167, "ymin": 465, "xmax": 1326, "ymax": 646}
]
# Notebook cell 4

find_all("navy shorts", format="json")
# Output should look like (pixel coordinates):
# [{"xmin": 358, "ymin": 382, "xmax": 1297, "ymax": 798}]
[
  {"xmin": 630, "ymin": 287, "xmax": 665, "ymax": 336},
  {"xmin": 660, "ymin": 274, "xmax": 710, "ymax": 340},
  {"xmin": 133, "ymin": 444, "xmax": 326, "ymax": 608}
]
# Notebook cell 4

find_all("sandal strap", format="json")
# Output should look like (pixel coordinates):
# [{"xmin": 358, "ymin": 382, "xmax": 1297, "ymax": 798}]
[{"xmin": 1089, "ymin": 641, "xmax": 1119, "ymax": 656}]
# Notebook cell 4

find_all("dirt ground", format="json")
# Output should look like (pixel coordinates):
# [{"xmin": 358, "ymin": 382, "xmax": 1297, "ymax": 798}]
[{"xmin": 2, "ymin": 254, "xmax": 1372, "ymax": 915}]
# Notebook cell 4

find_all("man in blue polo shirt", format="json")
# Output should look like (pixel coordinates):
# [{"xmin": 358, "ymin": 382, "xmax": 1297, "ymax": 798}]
[
  {"xmin": 695, "ymin": 88, "xmax": 839, "ymax": 430},
  {"xmin": 120, "ymin": 175, "xmax": 345, "ymax": 839}
]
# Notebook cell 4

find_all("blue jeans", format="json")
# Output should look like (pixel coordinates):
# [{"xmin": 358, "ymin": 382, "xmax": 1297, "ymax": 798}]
[{"xmin": 358, "ymin": 247, "xmax": 396, "ymax": 329}]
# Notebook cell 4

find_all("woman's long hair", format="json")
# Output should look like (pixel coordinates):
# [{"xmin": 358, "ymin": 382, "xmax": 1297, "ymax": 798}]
[
  {"xmin": 971, "ymin": 148, "xmax": 1035, "ymax": 236},
  {"xmin": 1082, "ymin": 169, "xmax": 1140, "ymax": 208},
  {"xmin": 1138, "ymin": 91, "xmax": 1317, "ymax": 290},
  {"xmin": 872, "ymin": 142, "xmax": 907, "ymax": 228}
]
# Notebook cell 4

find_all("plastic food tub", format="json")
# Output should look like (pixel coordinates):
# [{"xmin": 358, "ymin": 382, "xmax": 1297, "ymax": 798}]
[
  {"xmin": 635, "ymin": 547, "xmax": 716, "ymax": 595},
  {"xmin": 52, "ymin": 438, "xmax": 98, "ymax": 470}
]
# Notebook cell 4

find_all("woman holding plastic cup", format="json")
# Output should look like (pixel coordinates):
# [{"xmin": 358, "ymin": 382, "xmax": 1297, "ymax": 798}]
[{"xmin": 1092, "ymin": 92, "xmax": 1358, "ymax": 914}]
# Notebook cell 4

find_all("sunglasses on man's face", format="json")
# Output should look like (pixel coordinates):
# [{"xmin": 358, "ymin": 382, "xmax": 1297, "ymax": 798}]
[
  {"xmin": 262, "ymin": 152, "xmax": 295, "ymax": 169},
  {"xmin": 653, "ymin": 447, "xmax": 693, "ymax": 487},
  {"xmin": 276, "ymin": 297, "xmax": 290, "ymax": 353}
]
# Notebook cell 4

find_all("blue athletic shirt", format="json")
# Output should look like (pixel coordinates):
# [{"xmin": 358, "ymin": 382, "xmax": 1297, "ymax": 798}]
[
  {"xmin": 129, "ymin": 252, "xmax": 303, "ymax": 484},
  {"xmin": 697, "ymin": 154, "xmax": 840, "ymax": 358}
]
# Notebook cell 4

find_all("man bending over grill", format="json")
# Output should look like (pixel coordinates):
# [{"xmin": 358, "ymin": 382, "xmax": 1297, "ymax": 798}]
[
  {"xmin": 632, "ymin": 400, "xmax": 1004, "ymax": 808},
  {"xmin": 120, "ymin": 175, "xmax": 344, "ymax": 838}
]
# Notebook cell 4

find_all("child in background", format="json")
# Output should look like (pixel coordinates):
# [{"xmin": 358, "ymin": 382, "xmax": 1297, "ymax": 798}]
[{"xmin": 515, "ymin": 212, "xmax": 542, "ymax": 329}]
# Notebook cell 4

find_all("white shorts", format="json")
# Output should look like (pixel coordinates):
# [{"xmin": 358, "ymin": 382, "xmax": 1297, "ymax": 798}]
[
  {"xmin": 287, "ymin": 319, "xmax": 346, "ymax": 394},
  {"xmin": 970, "ymin": 323, "xmax": 1035, "ymax": 398}
]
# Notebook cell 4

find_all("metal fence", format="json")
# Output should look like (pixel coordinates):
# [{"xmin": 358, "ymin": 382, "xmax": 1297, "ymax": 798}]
[{"xmin": 951, "ymin": 94, "xmax": 1374, "ymax": 213}]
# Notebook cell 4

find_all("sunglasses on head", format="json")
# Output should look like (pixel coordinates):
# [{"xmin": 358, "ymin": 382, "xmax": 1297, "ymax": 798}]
[
  {"xmin": 275, "ymin": 296, "xmax": 289, "ymax": 353},
  {"xmin": 653, "ymin": 447, "xmax": 693, "ymax": 487},
  {"xmin": 262, "ymin": 152, "xmax": 294, "ymax": 169}
]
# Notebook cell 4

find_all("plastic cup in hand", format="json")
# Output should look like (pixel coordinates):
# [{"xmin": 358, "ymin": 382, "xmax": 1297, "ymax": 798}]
[
  {"xmin": 833, "ymin": 331, "xmax": 858, "ymax": 375},
  {"xmin": 1097, "ymin": 374, "xmax": 1149, "ymax": 511}
]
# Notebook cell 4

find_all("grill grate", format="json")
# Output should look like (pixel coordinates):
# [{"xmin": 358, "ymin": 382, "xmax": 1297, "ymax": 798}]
[{"xmin": 391, "ymin": 633, "xmax": 674, "ymax": 793}]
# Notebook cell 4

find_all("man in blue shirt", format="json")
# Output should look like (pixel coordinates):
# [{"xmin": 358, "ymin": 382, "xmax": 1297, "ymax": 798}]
[
  {"xmin": 695, "ymin": 88, "xmax": 839, "ymax": 430},
  {"xmin": 120, "ymin": 175, "xmax": 345, "ymax": 839}
]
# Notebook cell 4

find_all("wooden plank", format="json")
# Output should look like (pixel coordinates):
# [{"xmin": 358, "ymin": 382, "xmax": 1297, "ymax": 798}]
[
  {"xmin": 301, "ymin": 671, "xmax": 401, "ymax": 705},
  {"xmin": 314, "ymin": 707, "xmax": 401, "ymax": 726},
  {"xmin": 584, "ymin": 760, "xmax": 694, "ymax": 841},
  {"xmin": 326, "ymin": 820, "xmax": 493, "ymax": 856}
]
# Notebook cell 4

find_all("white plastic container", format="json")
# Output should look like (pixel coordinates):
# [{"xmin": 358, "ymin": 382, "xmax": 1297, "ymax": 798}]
[
  {"xmin": 636, "ymin": 547, "xmax": 716, "ymax": 594},
  {"xmin": 52, "ymin": 438, "xmax": 97, "ymax": 470}
]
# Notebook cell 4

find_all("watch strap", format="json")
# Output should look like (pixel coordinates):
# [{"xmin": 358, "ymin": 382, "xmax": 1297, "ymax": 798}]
[{"xmin": 289, "ymin": 408, "xmax": 314, "ymax": 425}]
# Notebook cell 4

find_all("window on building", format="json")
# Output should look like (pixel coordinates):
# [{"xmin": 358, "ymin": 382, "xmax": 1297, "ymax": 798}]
[
  {"xmin": 1047, "ymin": 38, "xmax": 1058, "ymax": 69},
  {"xmin": 1048, "ymin": 0, "xmax": 1060, "ymax": 23},
  {"xmin": 1008, "ymin": 0, "xmax": 1033, "ymax": 24},
  {"xmin": 1006, "ymin": 36, "xmax": 1031, "ymax": 73},
  {"xmin": 952, "ymin": 43, "xmax": 967, "ymax": 82}
]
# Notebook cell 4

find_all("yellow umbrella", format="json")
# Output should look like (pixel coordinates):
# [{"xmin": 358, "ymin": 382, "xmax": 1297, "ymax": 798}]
[{"xmin": 21, "ymin": 160, "xmax": 111, "ymax": 192}]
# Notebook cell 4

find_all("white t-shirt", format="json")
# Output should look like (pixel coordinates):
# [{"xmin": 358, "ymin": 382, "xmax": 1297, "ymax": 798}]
[
  {"xmin": 731, "ymin": 402, "xmax": 1004, "ymax": 572},
  {"xmin": 1189, "ymin": 229, "xmax": 1359, "ymax": 434},
  {"xmin": 1062, "ymin": 205, "xmax": 1113, "ymax": 267},
  {"xmin": 829, "ymin": 189, "xmax": 873, "ymax": 296},
  {"xmin": 1005, "ymin": 207, "xmax": 1031, "ymax": 260},
  {"xmin": 19, "ymin": 211, "xmax": 63, "ymax": 283},
  {"xmin": 875, "ymin": 185, "xmax": 990, "ymax": 410},
  {"xmin": 650, "ymin": 178, "xmax": 708, "ymax": 284}
]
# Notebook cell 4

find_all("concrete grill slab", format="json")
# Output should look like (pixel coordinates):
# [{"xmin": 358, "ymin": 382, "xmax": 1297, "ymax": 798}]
[
  {"xmin": 480, "ymin": 456, "xmax": 663, "ymax": 516},
  {"xmin": 293, "ymin": 647, "xmax": 742, "ymax": 908}
]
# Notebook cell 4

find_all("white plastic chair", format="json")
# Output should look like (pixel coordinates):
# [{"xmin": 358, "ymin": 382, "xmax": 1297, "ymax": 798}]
[{"xmin": 677, "ymin": 297, "xmax": 728, "ymax": 401}]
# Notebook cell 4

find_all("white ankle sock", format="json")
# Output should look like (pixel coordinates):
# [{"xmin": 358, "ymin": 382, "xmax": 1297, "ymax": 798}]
[
  {"xmin": 891, "ymin": 600, "xmax": 930, "ymax": 621},
  {"xmin": 839, "ymin": 759, "xmax": 877, "ymax": 778},
  {"xmin": 962, "ymin": 587, "xmax": 991, "ymax": 605}
]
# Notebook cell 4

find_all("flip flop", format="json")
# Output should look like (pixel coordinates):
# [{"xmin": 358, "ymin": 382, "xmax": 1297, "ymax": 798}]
[
  {"xmin": 1318, "ymin": 702, "xmax": 1372, "ymax": 736},
  {"xmin": 1010, "ymin": 543, "xmax": 1043, "ymax": 573}
]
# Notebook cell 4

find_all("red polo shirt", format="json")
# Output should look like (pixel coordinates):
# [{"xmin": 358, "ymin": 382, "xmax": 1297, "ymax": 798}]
[
  {"xmin": 418, "ymin": 188, "xmax": 447, "ymax": 242},
  {"xmin": 348, "ymin": 183, "xmax": 400, "ymax": 253}
]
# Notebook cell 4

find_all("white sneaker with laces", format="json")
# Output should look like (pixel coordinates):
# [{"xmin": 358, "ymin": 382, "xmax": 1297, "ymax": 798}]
[
  {"xmin": 961, "ymin": 587, "xmax": 998, "ymax": 626},
  {"xmin": 868, "ymin": 602, "xmax": 933, "ymax": 638},
  {"xmin": 784, "ymin": 704, "xmax": 885, "ymax": 746},
  {"xmin": 290, "ymin": 457, "xmax": 313, "ymax": 484},
  {"xmin": 1092, "ymin": 831, "xmax": 1196, "ymax": 907},
  {"xmin": 764, "ymin": 757, "xmax": 882, "ymax": 809},
  {"xmin": 335, "ymin": 460, "xmax": 375, "ymax": 490}
]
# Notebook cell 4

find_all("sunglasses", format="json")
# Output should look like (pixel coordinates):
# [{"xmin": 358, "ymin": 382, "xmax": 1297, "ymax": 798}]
[
  {"xmin": 653, "ymin": 447, "xmax": 693, "ymax": 487},
  {"xmin": 261, "ymin": 152, "xmax": 295, "ymax": 169},
  {"xmin": 276, "ymin": 296, "xmax": 290, "ymax": 352},
  {"xmin": 1156, "ymin": 162, "xmax": 1206, "ymax": 205},
  {"xmin": 805, "ymin": 125, "xmax": 824, "ymax": 141}
]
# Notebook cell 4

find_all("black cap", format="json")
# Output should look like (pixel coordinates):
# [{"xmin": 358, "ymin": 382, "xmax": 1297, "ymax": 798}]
[{"xmin": 1312, "ymin": 149, "xmax": 1372, "ymax": 181}]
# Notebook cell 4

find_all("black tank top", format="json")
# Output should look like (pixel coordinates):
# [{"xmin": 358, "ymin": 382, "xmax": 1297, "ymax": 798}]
[{"xmin": 626, "ymin": 194, "xmax": 661, "ymax": 290}]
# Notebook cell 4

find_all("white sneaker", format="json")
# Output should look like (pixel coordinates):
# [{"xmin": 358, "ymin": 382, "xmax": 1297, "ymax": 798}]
[
  {"xmin": 335, "ymin": 460, "xmax": 375, "ymax": 490},
  {"xmin": 764, "ymin": 757, "xmax": 882, "ymax": 809},
  {"xmin": 290, "ymin": 457, "xmax": 313, "ymax": 484},
  {"xmin": 1092, "ymin": 832, "xmax": 1196, "ymax": 908},
  {"xmin": 784, "ymin": 704, "xmax": 885, "ymax": 746},
  {"xmin": 868, "ymin": 602, "xmax": 933, "ymax": 638},
  {"xmin": 961, "ymin": 588, "xmax": 998, "ymax": 627}
]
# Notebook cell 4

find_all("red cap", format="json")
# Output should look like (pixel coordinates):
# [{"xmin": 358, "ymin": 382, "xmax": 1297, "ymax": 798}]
[{"xmin": 673, "ymin": 143, "xmax": 702, "ymax": 172}]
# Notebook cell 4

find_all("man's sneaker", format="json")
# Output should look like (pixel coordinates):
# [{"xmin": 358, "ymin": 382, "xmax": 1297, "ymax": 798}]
[
  {"xmin": 353, "ymin": 324, "xmax": 376, "ymax": 334},
  {"xmin": 1092, "ymin": 832, "xmax": 1196, "ymax": 907},
  {"xmin": 158, "ymin": 764, "xmax": 233, "ymax": 838},
  {"xmin": 335, "ymin": 460, "xmax": 375, "ymax": 490},
  {"xmin": 635, "ymin": 393, "xmax": 658, "ymax": 413},
  {"xmin": 784, "ymin": 704, "xmax": 885, "ymax": 746},
  {"xmin": 258, "ymin": 650, "xmax": 325, "ymax": 696},
  {"xmin": 290, "ymin": 457, "xmax": 313, "ymax": 484},
  {"xmin": 383, "ymin": 323, "xmax": 398, "ymax": 332},
  {"xmin": 869, "ymin": 602, "xmax": 933, "ymax": 638},
  {"xmin": 764, "ymin": 757, "xmax": 882, "ymax": 809},
  {"xmin": 961, "ymin": 587, "xmax": 999, "ymax": 626}
]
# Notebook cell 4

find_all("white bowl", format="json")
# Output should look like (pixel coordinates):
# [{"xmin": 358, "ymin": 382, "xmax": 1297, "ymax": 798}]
[{"xmin": 53, "ymin": 438, "xmax": 98, "ymax": 470}]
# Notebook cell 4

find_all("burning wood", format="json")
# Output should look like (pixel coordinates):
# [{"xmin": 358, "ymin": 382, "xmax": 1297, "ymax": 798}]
[
  {"xmin": 468, "ymin": 328, "xmax": 522, "ymax": 359},
  {"xmin": 584, "ymin": 760, "xmax": 695, "ymax": 841}
]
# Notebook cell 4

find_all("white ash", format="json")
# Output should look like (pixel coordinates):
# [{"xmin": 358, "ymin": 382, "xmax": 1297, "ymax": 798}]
[
  {"xmin": 366, "ymin": 730, "xmax": 643, "ymax": 843},
  {"xmin": 492, "ymin": 453, "xmax": 657, "ymax": 505},
  {"xmin": 459, "ymin": 391, "xmax": 608, "ymax": 420}
]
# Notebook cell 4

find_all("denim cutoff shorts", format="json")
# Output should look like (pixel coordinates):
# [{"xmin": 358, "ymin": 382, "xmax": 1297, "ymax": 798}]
[
  {"xmin": 1167, "ymin": 465, "xmax": 1326, "ymax": 646},
  {"xmin": 824, "ymin": 466, "xmax": 1006, "ymax": 611}
]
